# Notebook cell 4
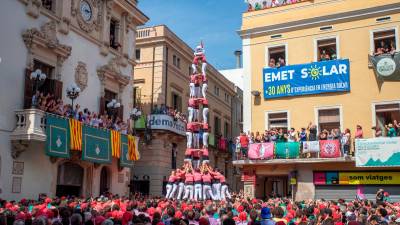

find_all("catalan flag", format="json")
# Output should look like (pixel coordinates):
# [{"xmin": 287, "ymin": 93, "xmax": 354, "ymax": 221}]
[
  {"xmin": 128, "ymin": 135, "xmax": 140, "ymax": 161},
  {"xmin": 69, "ymin": 118, "xmax": 82, "ymax": 151},
  {"xmin": 111, "ymin": 130, "xmax": 121, "ymax": 158}
]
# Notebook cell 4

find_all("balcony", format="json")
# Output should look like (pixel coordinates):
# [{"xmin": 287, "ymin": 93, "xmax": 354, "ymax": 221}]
[{"xmin": 10, "ymin": 109, "xmax": 46, "ymax": 158}]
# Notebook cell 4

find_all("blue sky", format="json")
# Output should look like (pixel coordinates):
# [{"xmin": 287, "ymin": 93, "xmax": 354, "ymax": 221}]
[{"xmin": 138, "ymin": 0, "xmax": 247, "ymax": 70}]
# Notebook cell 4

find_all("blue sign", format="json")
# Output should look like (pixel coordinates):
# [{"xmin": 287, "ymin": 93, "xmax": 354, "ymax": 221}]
[{"xmin": 263, "ymin": 59, "xmax": 350, "ymax": 99}]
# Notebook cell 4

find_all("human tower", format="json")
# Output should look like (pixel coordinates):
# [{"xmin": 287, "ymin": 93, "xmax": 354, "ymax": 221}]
[{"xmin": 165, "ymin": 43, "xmax": 231, "ymax": 201}]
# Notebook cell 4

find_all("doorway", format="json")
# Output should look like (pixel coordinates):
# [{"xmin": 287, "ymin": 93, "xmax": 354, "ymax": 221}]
[
  {"xmin": 56, "ymin": 162, "xmax": 83, "ymax": 197},
  {"xmin": 99, "ymin": 167, "xmax": 110, "ymax": 195},
  {"xmin": 261, "ymin": 176, "xmax": 289, "ymax": 199},
  {"xmin": 130, "ymin": 180, "xmax": 150, "ymax": 195}
]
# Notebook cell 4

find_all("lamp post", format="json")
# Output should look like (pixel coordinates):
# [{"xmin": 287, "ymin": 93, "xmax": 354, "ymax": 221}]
[
  {"xmin": 30, "ymin": 69, "xmax": 47, "ymax": 108},
  {"xmin": 66, "ymin": 83, "xmax": 81, "ymax": 109},
  {"xmin": 107, "ymin": 99, "xmax": 121, "ymax": 122},
  {"xmin": 130, "ymin": 107, "xmax": 142, "ymax": 135}
]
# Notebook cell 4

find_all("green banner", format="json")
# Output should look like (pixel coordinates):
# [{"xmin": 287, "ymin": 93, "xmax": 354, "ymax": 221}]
[
  {"xmin": 134, "ymin": 115, "xmax": 146, "ymax": 129},
  {"xmin": 82, "ymin": 126, "xmax": 111, "ymax": 164},
  {"xmin": 120, "ymin": 135, "xmax": 134, "ymax": 168},
  {"xmin": 209, "ymin": 133, "xmax": 215, "ymax": 147},
  {"xmin": 275, "ymin": 142, "xmax": 300, "ymax": 159},
  {"xmin": 45, "ymin": 114, "xmax": 70, "ymax": 158}
]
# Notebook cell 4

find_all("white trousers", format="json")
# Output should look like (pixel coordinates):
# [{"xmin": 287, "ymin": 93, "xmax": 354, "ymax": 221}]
[
  {"xmin": 202, "ymin": 107, "xmax": 209, "ymax": 124},
  {"xmin": 203, "ymin": 132, "xmax": 209, "ymax": 148},
  {"xmin": 188, "ymin": 107, "xmax": 198, "ymax": 123},
  {"xmin": 186, "ymin": 132, "xmax": 192, "ymax": 148},
  {"xmin": 202, "ymin": 63, "xmax": 207, "ymax": 76},
  {"xmin": 165, "ymin": 184, "xmax": 173, "ymax": 198},
  {"xmin": 221, "ymin": 184, "xmax": 231, "ymax": 200},
  {"xmin": 183, "ymin": 184, "xmax": 194, "ymax": 200},
  {"xmin": 194, "ymin": 183, "xmax": 202, "ymax": 201},
  {"xmin": 176, "ymin": 182, "xmax": 185, "ymax": 200},
  {"xmin": 212, "ymin": 183, "xmax": 221, "ymax": 200},
  {"xmin": 170, "ymin": 183, "xmax": 178, "ymax": 199},
  {"xmin": 190, "ymin": 83, "xmax": 195, "ymax": 98},
  {"xmin": 203, "ymin": 184, "xmax": 215, "ymax": 200},
  {"xmin": 195, "ymin": 86, "xmax": 201, "ymax": 98},
  {"xmin": 202, "ymin": 83, "xmax": 208, "ymax": 99},
  {"xmin": 193, "ymin": 132, "xmax": 200, "ymax": 148}
]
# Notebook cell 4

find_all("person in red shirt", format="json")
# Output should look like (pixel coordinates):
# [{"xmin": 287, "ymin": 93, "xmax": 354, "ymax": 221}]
[
  {"xmin": 183, "ymin": 169, "xmax": 194, "ymax": 200},
  {"xmin": 175, "ymin": 168, "xmax": 185, "ymax": 200},
  {"xmin": 202, "ymin": 124, "xmax": 209, "ymax": 149},
  {"xmin": 184, "ymin": 148, "xmax": 192, "ymax": 163},
  {"xmin": 201, "ymin": 78, "xmax": 208, "ymax": 99},
  {"xmin": 210, "ymin": 168, "xmax": 222, "ymax": 201},
  {"xmin": 193, "ymin": 168, "xmax": 203, "ymax": 201},
  {"xmin": 220, "ymin": 172, "xmax": 231, "ymax": 200},
  {"xmin": 239, "ymin": 132, "xmax": 250, "ymax": 158},
  {"xmin": 188, "ymin": 98, "xmax": 199, "ymax": 123},
  {"xmin": 202, "ymin": 100, "xmax": 209, "ymax": 124},
  {"xmin": 202, "ymin": 169, "xmax": 215, "ymax": 200},
  {"xmin": 192, "ymin": 121, "xmax": 201, "ymax": 149},
  {"xmin": 165, "ymin": 171, "xmax": 177, "ymax": 199},
  {"xmin": 200, "ymin": 148, "xmax": 209, "ymax": 165}
]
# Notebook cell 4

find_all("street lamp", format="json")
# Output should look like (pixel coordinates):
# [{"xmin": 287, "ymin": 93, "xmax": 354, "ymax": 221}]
[
  {"xmin": 30, "ymin": 69, "xmax": 47, "ymax": 108},
  {"xmin": 130, "ymin": 107, "xmax": 142, "ymax": 135},
  {"xmin": 66, "ymin": 83, "xmax": 81, "ymax": 109},
  {"xmin": 107, "ymin": 99, "xmax": 121, "ymax": 122}
]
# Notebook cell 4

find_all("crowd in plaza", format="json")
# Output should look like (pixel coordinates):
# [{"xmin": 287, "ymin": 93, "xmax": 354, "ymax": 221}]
[
  {"xmin": 236, "ymin": 121, "xmax": 400, "ymax": 159},
  {"xmin": 151, "ymin": 104, "xmax": 187, "ymax": 123},
  {"xmin": 1, "ymin": 189, "xmax": 400, "ymax": 225},
  {"xmin": 32, "ymin": 91, "xmax": 131, "ymax": 134}
]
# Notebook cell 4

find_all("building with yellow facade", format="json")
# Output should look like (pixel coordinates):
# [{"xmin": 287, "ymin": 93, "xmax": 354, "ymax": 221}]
[
  {"xmin": 132, "ymin": 25, "xmax": 241, "ymax": 195},
  {"xmin": 238, "ymin": 0, "xmax": 400, "ymax": 200}
]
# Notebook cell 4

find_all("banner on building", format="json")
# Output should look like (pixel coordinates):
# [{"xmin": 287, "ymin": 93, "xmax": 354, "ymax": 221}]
[
  {"xmin": 248, "ymin": 143, "xmax": 274, "ymax": 160},
  {"xmin": 45, "ymin": 114, "xmax": 70, "ymax": 158},
  {"xmin": 369, "ymin": 53, "xmax": 400, "ymax": 80},
  {"xmin": 314, "ymin": 171, "xmax": 400, "ymax": 185},
  {"xmin": 319, "ymin": 140, "xmax": 341, "ymax": 158},
  {"xmin": 275, "ymin": 142, "xmax": 300, "ymax": 159},
  {"xmin": 69, "ymin": 118, "xmax": 82, "ymax": 151},
  {"xmin": 302, "ymin": 141, "xmax": 320, "ymax": 153},
  {"xmin": 263, "ymin": 59, "xmax": 350, "ymax": 99},
  {"xmin": 355, "ymin": 137, "xmax": 400, "ymax": 167},
  {"xmin": 120, "ymin": 135, "xmax": 135, "ymax": 167},
  {"xmin": 147, "ymin": 114, "xmax": 186, "ymax": 136},
  {"xmin": 82, "ymin": 126, "xmax": 111, "ymax": 164}
]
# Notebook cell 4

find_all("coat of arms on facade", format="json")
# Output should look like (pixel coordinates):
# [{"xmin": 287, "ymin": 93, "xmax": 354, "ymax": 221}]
[{"xmin": 75, "ymin": 61, "xmax": 88, "ymax": 91}]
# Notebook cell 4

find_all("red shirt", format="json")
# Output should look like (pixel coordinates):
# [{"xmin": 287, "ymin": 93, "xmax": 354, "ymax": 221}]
[
  {"xmin": 239, "ymin": 135, "xmax": 249, "ymax": 148},
  {"xmin": 201, "ymin": 148, "xmax": 209, "ymax": 156},
  {"xmin": 185, "ymin": 148, "xmax": 192, "ymax": 156},
  {"xmin": 194, "ymin": 172, "xmax": 202, "ymax": 182},
  {"xmin": 185, "ymin": 173, "xmax": 194, "ymax": 183},
  {"xmin": 202, "ymin": 123, "xmax": 209, "ymax": 130},
  {"xmin": 168, "ymin": 175, "xmax": 177, "ymax": 183},
  {"xmin": 202, "ymin": 173, "xmax": 212, "ymax": 183}
]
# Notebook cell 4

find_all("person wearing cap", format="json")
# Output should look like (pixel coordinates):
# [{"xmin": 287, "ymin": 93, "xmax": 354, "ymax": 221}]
[
  {"xmin": 260, "ymin": 207, "xmax": 275, "ymax": 225},
  {"xmin": 192, "ymin": 43, "xmax": 207, "ymax": 76}
]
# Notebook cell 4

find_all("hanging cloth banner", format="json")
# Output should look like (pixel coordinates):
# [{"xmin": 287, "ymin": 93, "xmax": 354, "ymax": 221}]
[
  {"xmin": 45, "ymin": 114, "xmax": 70, "ymax": 158},
  {"xmin": 248, "ymin": 143, "xmax": 274, "ymax": 160},
  {"xmin": 69, "ymin": 118, "xmax": 82, "ymax": 151},
  {"xmin": 302, "ymin": 141, "xmax": 320, "ymax": 153},
  {"xmin": 111, "ymin": 130, "xmax": 121, "ymax": 159},
  {"xmin": 319, "ymin": 139, "xmax": 341, "ymax": 158},
  {"xmin": 82, "ymin": 126, "xmax": 111, "ymax": 164},
  {"xmin": 128, "ymin": 135, "xmax": 140, "ymax": 161},
  {"xmin": 119, "ymin": 135, "xmax": 135, "ymax": 167},
  {"xmin": 275, "ymin": 142, "xmax": 300, "ymax": 159}
]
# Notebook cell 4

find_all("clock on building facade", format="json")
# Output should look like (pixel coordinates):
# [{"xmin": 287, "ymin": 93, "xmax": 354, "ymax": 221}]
[{"xmin": 75, "ymin": 0, "xmax": 99, "ymax": 32}]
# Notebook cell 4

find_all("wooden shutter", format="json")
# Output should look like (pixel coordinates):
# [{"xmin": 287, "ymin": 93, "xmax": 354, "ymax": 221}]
[
  {"xmin": 24, "ymin": 68, "xmax": 33, "ymax": 109},
  {"xmin": 99, "ymin": 97, "xmax": 106, "ymax": 115},
  {"xmin": 53, "ymin": 79, "xmax": 63, "ymax": 100}
]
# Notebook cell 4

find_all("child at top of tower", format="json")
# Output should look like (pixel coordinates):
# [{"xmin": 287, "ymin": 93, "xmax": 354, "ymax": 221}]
[{"xmin": 192, "ymin": 42, "xmax": 207, "ymax": 76}]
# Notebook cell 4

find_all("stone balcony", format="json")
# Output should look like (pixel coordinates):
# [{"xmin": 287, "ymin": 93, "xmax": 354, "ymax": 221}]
[{"xmin": 10, "ymin": 109, "xmax": 46, "ymax": 158}]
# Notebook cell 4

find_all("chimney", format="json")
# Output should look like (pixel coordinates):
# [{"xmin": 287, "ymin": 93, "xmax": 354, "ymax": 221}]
[{"xmin": 234, "ymin": 50, "xmax": 242, "ymax": 68}]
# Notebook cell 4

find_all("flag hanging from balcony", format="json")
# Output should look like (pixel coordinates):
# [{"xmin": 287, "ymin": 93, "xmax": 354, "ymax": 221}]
[
  {"xmin": 128, "ymin": 135, "xmax": 140, "ymax": 161},
  {"xmin": 319, "ymin": 140, "xmax": 341, "ymax": 158},
  {"xmin": 275, "ymin": 142, "xmax": 300, "ymax": 159},
  {"xmin": 82, "ymin": 125, "xmax": 111, "ymax": 164},
  {"xmin": 111, "ymin": 130, "xmax": 121, "ymax": 158},
  {"xmin": 248, "ymin": 143, "xmax": 274, "ymax": 160},
  {"xmin": 45, "ymin": 114, "xmax": 70, "ymax": 158},
  {"xmin": 69, "ymin": 118, "xmax": 82, "ymax": 151}
]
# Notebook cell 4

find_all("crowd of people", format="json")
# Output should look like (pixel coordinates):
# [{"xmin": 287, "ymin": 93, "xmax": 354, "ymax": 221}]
[
  {"xmin": 374, "ymin": 40, "xmax": 396, "ymax": 56},
  {"xmin": 247, "ymin": 0, "xmax": 306, "ymax": 12},
  {"xmin": 152, "ymin": 104, "xmax": 187, "ymax": 124},
  {"xmin": 236, "ymin": 121, "xmax": 400, "ymax": 159},
  {"xmin": 268, "ymin": 58, "xmax": 286, "ymax": 68},
  {"xmin": 1, "ymin": 190, "xmax": 399, "ymax": 225},
  {"xmin": 32, "ymin": 91, "xmax": 131, "ymax": 134}
]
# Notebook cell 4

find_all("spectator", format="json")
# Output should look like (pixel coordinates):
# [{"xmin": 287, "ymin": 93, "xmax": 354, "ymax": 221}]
[
  {"xmin": 385, "ymin": 123, "xmax": 396, "ymax": 137},
  {"xmin": 269, "ymin": 58, "xmax": 276, "ymax": 68},
  {"xmin": 307, "ymin": 122, "xmax": 317, "ymax": 141},
  {"xmin": 341, "ymin": 129, "xmax": 351, "ymax": 157},
  {"xmin": 239, "ymin": 132, "xmax": 249, "ymax": 159},
  {"xmin": 260, "ymin": 207, "xmax": 275, "ymax": 225},
  {"xmin": 355, "ymin": 125, "xmax": 363, "ymax": 139},
  {"xmin": 371, "ymin": 126, "xmax": 382, "ymax": 137}
]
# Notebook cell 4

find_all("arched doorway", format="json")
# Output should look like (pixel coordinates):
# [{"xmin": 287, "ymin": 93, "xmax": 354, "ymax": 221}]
[
  {"xmin": 99, "ymin": 167, "xmax": 110, "ymax": 195},
  {"xmin": 56, "ymin": 162, "xmax": 83, "ymax": 197}
]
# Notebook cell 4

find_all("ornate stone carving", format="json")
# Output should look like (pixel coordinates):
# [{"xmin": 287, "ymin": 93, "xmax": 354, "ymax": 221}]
[
  {"xmin": 40, "ymin": 21, "xmax": 58, "ymax": 47},
  {"xmin": 75, "ymin": 0, "xmax": 99, "ymax": 33},
  {"xmin": 59, "ymin": 17, "xmax": 71, "ymax": 35},
  {"xmin": 11, "ymin": 140, "xmax": 29, "ymax": 159},
  {"xmin": 97, "ymin": 57, "xmax": 130, "ymax": 95},
  {"xmin": 75, "ymin": 61, "xmax": 89, "ymax": 91},
  {"xmin": 26, "ymin": 0, "xmax": 41, "ymax": 18}
]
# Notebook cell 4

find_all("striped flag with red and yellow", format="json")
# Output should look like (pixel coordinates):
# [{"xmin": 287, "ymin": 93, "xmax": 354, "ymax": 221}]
[
  {"xmin": 111, "ymin": 130, "xmax": 121, "ymax": 158},
  {"xmin": 128, "ymin": 135, "xmax": 140, "ymax": 161},
  {"xmin": 69, "ymin": 119, "xmax": 82, "ymax": 151}
]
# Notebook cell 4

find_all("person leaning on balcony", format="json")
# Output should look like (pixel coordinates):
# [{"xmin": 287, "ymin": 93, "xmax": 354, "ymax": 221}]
[
  {"xmin": 355, "ymin": 125, "xmax": 364, "ymax": 139},
  {"xmin": 269, "ymin": 58, "xmax": 276, "ymax": 68},
  {"xmin": 239, "ymin": 132, "xmax": 249, "ymax": 158},
  {"xmin": 394, "ymin": 120, "xmax": 400, "ymax": 136},
  {"xmin": 385, "ymin": 123, "xmax": 397, "ymax": 137},
  {"xmin": 371, "ymin": 126, "xmax": 382, "ymax": 137},
  {"xmin": 307, "ymin": 122, "xmax": 317, "ymax": 141},
  {"xmin": 341, "ymin": 129, "xmax": 351, "ymax": 156}
]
